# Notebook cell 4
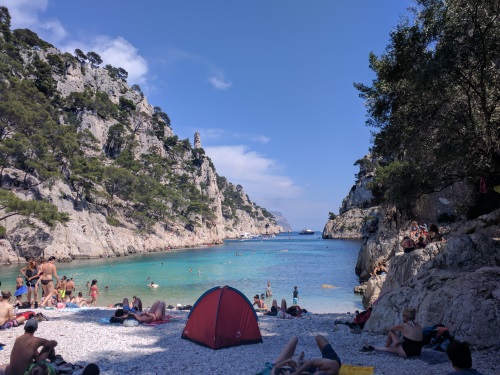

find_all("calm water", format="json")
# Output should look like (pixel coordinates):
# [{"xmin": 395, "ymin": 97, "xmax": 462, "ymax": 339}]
[{"xmin": 0, "ymin": 233, "xmax": 363, "ymax": 313}]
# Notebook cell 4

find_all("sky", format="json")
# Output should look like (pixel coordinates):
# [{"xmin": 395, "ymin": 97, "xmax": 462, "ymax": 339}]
[{"xmin": 3, "ymin": 0, "xmax": 413, "ymax": 231}]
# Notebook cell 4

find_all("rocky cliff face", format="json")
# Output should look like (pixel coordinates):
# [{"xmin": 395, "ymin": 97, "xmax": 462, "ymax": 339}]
[
  {"xmin": 0, "ymin": 46, "xmax": 282, "ymax": 264},
  {"xmin": 269, "ymin": 211, "xmax": 292, "ymax": 232},
  {"xmin": 363, "ymin": 210, "xmax": 500, "ymax": 348},
  {"xmin": 324, "ymin": 154, "xmax": 500, "ymax": 348}
]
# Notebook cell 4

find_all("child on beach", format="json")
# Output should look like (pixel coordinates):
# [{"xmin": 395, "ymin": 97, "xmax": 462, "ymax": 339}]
[{"xmin": 89, "ymin": 280, "xmax": 99, "ymax": 307}]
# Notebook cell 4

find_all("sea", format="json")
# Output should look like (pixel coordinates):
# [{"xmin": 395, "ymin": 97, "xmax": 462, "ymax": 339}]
[{"xmin": 0, "ymin": 232, "xmax": 364, "ymax": 314}]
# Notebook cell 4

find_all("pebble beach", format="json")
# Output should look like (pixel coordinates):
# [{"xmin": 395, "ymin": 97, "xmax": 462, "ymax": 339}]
[{"xmin": 1, "ymin": 307, "xmax": 498, "ymax": 375}]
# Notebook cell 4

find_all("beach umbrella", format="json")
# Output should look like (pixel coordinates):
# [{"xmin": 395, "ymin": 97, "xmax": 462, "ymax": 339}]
[{"xmin": 14, "ymin": 285, "xmax": 28, "ymax": 297}]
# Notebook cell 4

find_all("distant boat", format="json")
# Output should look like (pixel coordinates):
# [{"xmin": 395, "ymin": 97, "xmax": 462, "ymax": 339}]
[{"xmin": 299, "ymin": 229, "xmax": 315, "ymax": 235}]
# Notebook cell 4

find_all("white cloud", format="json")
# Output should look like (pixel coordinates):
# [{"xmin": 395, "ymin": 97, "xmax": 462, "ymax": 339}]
[
  {"xmin": 4, "ymin": 0, "xmax": 66, "ymax": 43},
  {"xmin": 205, "ymin": 145, "xmax": 301, "ymax": 206},
  {"xmin": 61, "ymin": 36, "xmax": 148, "ymax": 85},
  {"xmin": 162, "ymin": 48, "xmax": 232, "ymax": 90},
  {"xmin": 251, "ymin": 135, "xmax": 270, "ymax": 144},
  {"xmin": 3, "ymin": 0, "xmax": 48, "ymax": 28},
  {"xmin": 208, "ymin": 69, "xmax": 232, "ymax": 90},
  {"xmin": 3, "ymin": 1, "xmax": 148, "ymax": 85}
]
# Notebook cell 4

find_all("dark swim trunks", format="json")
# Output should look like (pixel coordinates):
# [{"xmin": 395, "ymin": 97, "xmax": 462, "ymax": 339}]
[
  {"xmin": 321, "ymin": 344, "xmax": 341, "ymax": 367},
  {"xmin": 302, "ymin": 343, "xmax": 342, "ymax": 373},
  {"xmin": 65, "ymin": 290, "xmax": 72, "ymax": 296},
  {"xmin": 401, "ymin": 336, "xmax": 423, "ymax": 357},
  {"xmin": 41, "ymin": 280, "xmax": 52, "ymax": 285}
]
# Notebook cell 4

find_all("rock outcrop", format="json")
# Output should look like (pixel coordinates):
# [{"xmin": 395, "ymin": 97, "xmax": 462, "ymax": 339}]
[
  {"xmin": 363, "ymin": 209, "xmax": 500, "ymax": 349},
  {"xmin": 323, "ymin": 152, "xmax": 500, "ymax": 348}
]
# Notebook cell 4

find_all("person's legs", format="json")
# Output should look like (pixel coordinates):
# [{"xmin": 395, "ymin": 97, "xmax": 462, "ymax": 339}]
[
  {"xmin": 280, "ymin": 299, "xmax": 287, "ymax": 312},
  {"xmin": 41, "ymin": 282, "xmax": 52, "ymax": 307},
  {"xmin": 385, "ymin": 331, "xmax": 400, "ymax": 347},
  {"xmin": 148, "ymin": 301, "xmax": 160, "ymax": 314},
  {"xmin": 37, "ymin": 344, "xmax": 56, "ymax": 362},
  {"xmin": 374, "ymin": 343, "xmax": 406, "ymax": 357},
  {"xmin": 27, "ymin": 286, "xmax": 32, "ymax": 304},
  {"xmin": 34, "ymin": 284, "xmax": 39, "ymax": 305},
  {"xmin": 133, "ymin": 298, "xmax": 142, "ymax": 312},
  {"xmin": 316, "ymin": 335, "xmax": 341, "ymax": 368},
  {"xmin": 274, "ymin": 337, "xmax": 298, "ymax": 364},
  {"xmin": 122, "ymin": 298, "xmax": 129, "ymax": 308}
]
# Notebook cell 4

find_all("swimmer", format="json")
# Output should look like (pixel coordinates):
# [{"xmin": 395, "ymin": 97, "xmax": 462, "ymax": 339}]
[
  {"xmin": 189, "ymin": 268, "xmax": 192, "ymax": 273},
  {"xmin": 149, "ymin": 282, "xmax": 159, "ymax": 288}
]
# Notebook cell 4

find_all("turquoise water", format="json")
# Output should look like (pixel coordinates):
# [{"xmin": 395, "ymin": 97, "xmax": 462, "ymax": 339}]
[{"xmin": 0, "ymin": 233, "xmax": 364, "ymax": 313}]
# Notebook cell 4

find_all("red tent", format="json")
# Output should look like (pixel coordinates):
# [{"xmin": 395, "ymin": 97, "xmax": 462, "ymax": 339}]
[{"xmin": 181, "ymin": 285, "xmax": 263, "ymax": 349}]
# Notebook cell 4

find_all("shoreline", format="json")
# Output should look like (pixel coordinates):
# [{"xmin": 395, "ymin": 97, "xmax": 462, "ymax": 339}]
[{"xmin": 0, "ymin": 308, "xmax": 497, "ymax": 375}]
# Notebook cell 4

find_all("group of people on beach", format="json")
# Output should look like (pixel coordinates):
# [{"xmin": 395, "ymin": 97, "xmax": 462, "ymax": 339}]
[
  {"xmin": 400, "ymin": 221, "xmax": 446, "ymax": 254},
  {"xmin": 10, "ymin": 257, "xmax": 100, "ymax": 311},
  {"xmin": 270, "ymin": 307, "xmax": 483, "ymax": 375}
]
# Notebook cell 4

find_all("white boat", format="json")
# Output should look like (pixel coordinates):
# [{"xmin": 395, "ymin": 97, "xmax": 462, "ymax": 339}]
[
  {"xmin": 299, "ymin": 229, "xmax": 315, "ymax": 235},
  {"xmin": 240, "ymin": 232, "xmax": 256, "ymax": 239}
]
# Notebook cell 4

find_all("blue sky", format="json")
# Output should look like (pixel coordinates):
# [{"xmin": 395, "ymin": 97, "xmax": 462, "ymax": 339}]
[{"xmin": 4, "ymin": 0, "xmax": 413, "ymax": 231}]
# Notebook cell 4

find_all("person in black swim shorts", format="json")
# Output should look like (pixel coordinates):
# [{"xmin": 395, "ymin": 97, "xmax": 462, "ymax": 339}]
[{"xmin": 271, "ymin": 335, "xmax": 341, "ymax": 375}]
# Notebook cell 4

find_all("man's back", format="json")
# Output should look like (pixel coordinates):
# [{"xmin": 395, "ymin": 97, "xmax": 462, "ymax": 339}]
[
  {"xmin": 0, "ymin": 300, "xmax": 13, "ymax": 326},
  {"xmin": 9, "ymin": 334, "xmax": 45, "ymax": 375}
]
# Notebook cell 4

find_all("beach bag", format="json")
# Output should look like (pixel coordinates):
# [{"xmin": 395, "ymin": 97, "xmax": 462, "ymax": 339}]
[{"xmin": 353, "ymin": 307, "xmax": 372, "ymax": 328}]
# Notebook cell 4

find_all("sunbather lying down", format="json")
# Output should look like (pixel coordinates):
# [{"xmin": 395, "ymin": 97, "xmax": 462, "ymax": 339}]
[
  {"xmin": 128, "ymin": 301, "xmax": 165, "ymax": 324},
  {"xmin": 271, "ymin": 335, "xmax": 341, "ymax": 375}
]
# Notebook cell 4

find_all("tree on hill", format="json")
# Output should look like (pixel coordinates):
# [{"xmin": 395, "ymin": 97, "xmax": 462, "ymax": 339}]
[
  {"xmin": 355, "ymin": 0, "xmax": 500, "ymax": 217},
  {"xmin": 0, "ymin": 190, "xmax": 69, "ymax": 227}
]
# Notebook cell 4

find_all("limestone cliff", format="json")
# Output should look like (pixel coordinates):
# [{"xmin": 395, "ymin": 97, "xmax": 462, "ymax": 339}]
[
  {"xmin": 324, "ymin": 155, "xmax": 500, "ymax": 348},
  {"xmin": 0, "ymin": 42, "xmax": 282, "ymax": 264}
]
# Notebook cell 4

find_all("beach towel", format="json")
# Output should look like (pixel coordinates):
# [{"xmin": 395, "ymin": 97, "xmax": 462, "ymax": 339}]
[
  {"xmin": 339, "ymin": 364, "xmax": 374, "ymax": 375},
  {"xmin": 256, "ymin": 362, "xmax": 374, "ymax": 375}
]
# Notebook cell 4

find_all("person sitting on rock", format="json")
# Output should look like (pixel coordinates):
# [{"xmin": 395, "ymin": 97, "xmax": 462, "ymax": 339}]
[
  {"xmin": 446, "ymin": 340, "xmax": 484, "ymax": 375},
  {"xmin": 362, "ymin": 307, "xmax": 423, "ymax": 357},
  {"xmin": 409, "ymin": 221, "xmax": 419, "ymax": 240},
  {"xmin": 370, "ymin": 261, "xmax": 388, "ymax": 277},
  {"xmin": 416, "ymin": 236, "xmax": 427, "ymax": 249},
  {"xmin": 426, "ymin": 224, "xmax": 443, "ymax": 243},
  {"xmin": 400, "ymin": 236, "xmax": 417, "ymax": 254}
]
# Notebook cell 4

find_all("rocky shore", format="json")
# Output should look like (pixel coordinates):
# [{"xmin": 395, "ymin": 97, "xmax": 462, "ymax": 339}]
[{"xmin": 0, "ymin": 308, "xmax": 498, "ymax": 375}]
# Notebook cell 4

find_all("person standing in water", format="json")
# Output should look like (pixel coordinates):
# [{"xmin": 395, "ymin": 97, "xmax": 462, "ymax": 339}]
[
  {"xmin": 292, "ymin": 286, "xmax": 299, "ymax": 306},
  {"xmin": 89, "ymin": 279, "xmax": 100, "ymax": 307},
  {"xmin": 38, "ymin": 256, "xmax": 60, "ymax": 308},
  {"xmin": 265, "ymin": 281, "xmax": 273, "ymax": 297}
]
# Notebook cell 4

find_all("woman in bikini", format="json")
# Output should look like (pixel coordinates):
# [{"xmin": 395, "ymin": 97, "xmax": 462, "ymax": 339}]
[
  {"xmin": 364, "ymin": 307, "xmax": 424, "ymax": 357},
  {"xmin": 38, "ymin": 256, "xmax": 60, "ymax": 308},
  {"xmin": 128, "ymin": 301, "xmax": 165, "ymax": 323},
  {"xmin": 89, "ymin": 279, "xmax": 100, "ymax": 307}
]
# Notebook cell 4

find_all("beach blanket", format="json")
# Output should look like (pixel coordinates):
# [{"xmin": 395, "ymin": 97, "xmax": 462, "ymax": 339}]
[{"xmin": 256, "ymin": 362, "xmax": 374, "ymax": 375}]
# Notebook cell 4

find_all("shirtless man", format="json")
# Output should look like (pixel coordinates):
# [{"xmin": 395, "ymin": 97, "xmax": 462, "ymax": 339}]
[
  {"xmin": 65, "ymin": 278, "xmax": 75, "ymax": 298},
  {"xmin": 0, "ymin": 291, "xmax": 26, "ymax": 330},
  {"xmin": 6, "ymin": 319, "xmax": 58, "ymax": 375},
  {"xmin": 271, "ymin": 335, "xmax": 341, "ymax": 375},
  {"xmin": 38, "ymin": 256, "xmax": 60, "ymax": 307}
]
